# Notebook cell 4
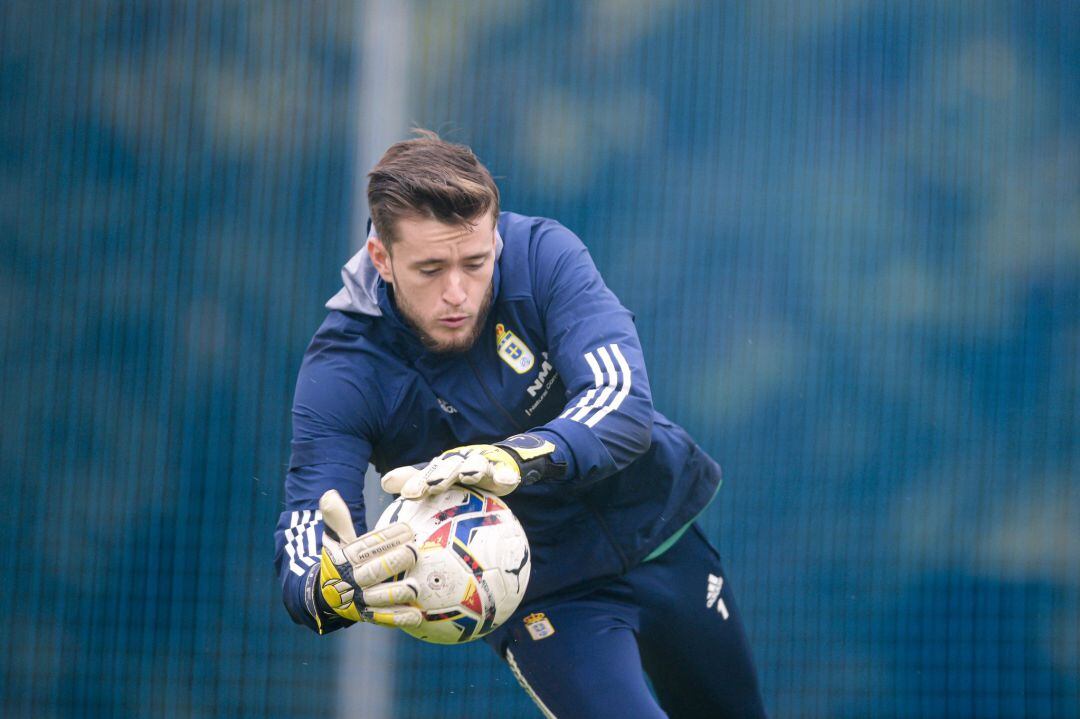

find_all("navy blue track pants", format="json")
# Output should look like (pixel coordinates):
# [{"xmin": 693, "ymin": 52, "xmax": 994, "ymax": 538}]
[{"xmin": 484, "ymin": 524, "xmax": 767, "ymax": 718}]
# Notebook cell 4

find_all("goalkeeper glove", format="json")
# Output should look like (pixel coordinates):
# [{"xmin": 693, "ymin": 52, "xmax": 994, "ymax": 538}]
[
  {"xmin": 381, "ymin": 433, "xmax": 564, "ymax": 500},
  {"xmin": 309, "ymin": 489, "xmax": 422, "ymax": 633}
]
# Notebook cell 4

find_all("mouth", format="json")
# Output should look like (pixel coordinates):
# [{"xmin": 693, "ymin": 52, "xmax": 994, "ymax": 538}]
[{"xmin": 438, "ymin": 315, "xmax": 469, "ymax": 329}]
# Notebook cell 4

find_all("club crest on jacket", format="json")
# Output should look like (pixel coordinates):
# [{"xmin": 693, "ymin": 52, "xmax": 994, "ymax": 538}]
[{"xmin": 495, "ymin": 323, "xmax": 535, "ymax": 374}]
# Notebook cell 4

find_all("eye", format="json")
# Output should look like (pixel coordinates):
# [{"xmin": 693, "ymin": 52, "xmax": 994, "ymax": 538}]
[
  {"xmin": 465, "ymin": 263, "xmax": 485, "ymax": 271},
  {"xmin": 419, "ymin": 267, "xmax": 441, "ymax": 277}
]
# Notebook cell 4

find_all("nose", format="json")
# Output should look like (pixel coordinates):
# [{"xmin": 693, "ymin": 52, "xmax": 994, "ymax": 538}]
[{"xmin": 442, "ymin": 270, "xmax": 467, "ymax": 307}]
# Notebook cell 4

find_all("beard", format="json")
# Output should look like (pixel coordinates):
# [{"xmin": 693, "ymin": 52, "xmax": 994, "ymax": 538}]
[{"xmin": 392, "ymin": 279, "xmax": 494, "ymax": 355}]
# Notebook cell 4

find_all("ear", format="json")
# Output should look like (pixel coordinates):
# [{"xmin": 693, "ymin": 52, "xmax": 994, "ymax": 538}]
[{"xmin": 367, "ymin": 236, "xmax": 395, "ymax": 284}]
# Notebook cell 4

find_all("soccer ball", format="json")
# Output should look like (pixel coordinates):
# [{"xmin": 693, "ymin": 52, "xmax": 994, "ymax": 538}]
[{"xmin": 374, "ymin": 486, "xmax": 531, "ymax": 644}]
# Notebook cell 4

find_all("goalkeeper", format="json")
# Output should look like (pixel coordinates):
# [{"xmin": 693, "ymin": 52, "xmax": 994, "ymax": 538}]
[{"xmin": 273, "ymin": 130, "xmax": 766, "ymax": 718}]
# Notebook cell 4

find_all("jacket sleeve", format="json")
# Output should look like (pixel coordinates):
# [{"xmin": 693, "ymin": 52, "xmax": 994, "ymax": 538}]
[
  {"xmin": 527, "ymin": 222, "xmax": 654, "ymax": 487},
  {"xmin": 273, "ymin": 336, "xmax": 381, "ymax": 634}
]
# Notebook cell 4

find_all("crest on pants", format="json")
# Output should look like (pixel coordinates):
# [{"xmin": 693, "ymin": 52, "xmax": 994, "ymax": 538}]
[{"xmin": 523, "ymin": 612, "xmax": 555, "ymax": 640}]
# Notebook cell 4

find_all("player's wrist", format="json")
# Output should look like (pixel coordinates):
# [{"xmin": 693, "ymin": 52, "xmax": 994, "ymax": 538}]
[
  {"xmin": 494, "ymin": 433, "xmax": 566, "ymax": 485},
  {"xmin": 305, "ymin": 561, "xmax": 357, "ymax": 634}
]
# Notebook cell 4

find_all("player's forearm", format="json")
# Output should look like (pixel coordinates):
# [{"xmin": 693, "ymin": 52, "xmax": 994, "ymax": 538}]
[
  {"xmin": 281, "ymin": 565, "xmax": 321, "ymax": 632},
  {"xmin": 274, "ymin": 507, "xmax": 354, "ymax": 635},
  {"xmin": 531, "ymin": 407, "xmax": 653, "ymax": 487}
]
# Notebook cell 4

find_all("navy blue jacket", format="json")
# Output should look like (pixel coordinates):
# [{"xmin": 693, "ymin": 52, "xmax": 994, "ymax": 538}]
[{"xmin": 274, "ymin": 212, "xmax": 721, "ymax": 633}]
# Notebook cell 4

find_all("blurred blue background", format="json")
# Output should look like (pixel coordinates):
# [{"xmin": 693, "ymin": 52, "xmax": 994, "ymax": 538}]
[{"xmin": 1, "ymin": 1, "xmax": 1077, "ymax": 717}]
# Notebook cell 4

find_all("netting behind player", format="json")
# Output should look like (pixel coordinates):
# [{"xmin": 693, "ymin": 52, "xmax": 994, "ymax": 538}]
[{"xmin": 1, "ymin": 2, "xmax": 1076, "ymax": 717}]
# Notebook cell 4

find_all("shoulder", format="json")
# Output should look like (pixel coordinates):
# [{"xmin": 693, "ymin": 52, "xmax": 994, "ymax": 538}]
[
  {"xmin": 498, "ymin": 212, "xmax": 593, "ymax": 299},
  {"xmin": 294, "ymin": 311, "xmax": 408, "ymax": 430},
  {"xmin": 499, "ymin": 211, "xmax": 587, "ymax": 261},
  {"xmin": 302, "ymin": 311, "xmax": 390, "ymax": 375}
]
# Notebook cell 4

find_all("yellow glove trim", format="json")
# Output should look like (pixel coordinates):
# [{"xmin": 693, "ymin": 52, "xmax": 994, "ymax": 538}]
[
  {"xmin": 478, "ymin": 446, "xmax": 520, "ymax": 466},
  {"xmin": 440, "ymin": 445, "xmax": 518, "ymax": 469},
  {"xmin": 320, "ymin": 551, "xmax": 361, "ymax": 622},
  {"xmin": 367, "ymin": 610, "xmax": 398, "ymax": 627}
]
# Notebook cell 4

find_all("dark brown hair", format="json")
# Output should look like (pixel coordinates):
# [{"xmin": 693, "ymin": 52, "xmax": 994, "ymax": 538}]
[{"xmin": 367, "ymin": 129, "xmax": 500, "ymax": 247}]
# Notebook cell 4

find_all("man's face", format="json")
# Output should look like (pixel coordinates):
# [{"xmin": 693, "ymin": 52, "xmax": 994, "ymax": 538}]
[{"xmin": 368, "ymin": 213, "xmax": 497, "ymax": 354}]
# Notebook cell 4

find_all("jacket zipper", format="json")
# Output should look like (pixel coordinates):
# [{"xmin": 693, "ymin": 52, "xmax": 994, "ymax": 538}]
[{"xmin": 465, "ymin": 355, "xmax": 527, "ymax": 434}]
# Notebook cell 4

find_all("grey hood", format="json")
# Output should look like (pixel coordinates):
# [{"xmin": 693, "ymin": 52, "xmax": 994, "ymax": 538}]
[{"xmin": 325, "ymin": 226, "xmax": 504, "ymax": 317}]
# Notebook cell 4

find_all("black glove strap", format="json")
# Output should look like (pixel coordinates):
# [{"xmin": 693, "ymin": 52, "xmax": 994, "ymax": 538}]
[{"xmin": 495, "ymin": 433, "xmax": 566, "ymax": 485}]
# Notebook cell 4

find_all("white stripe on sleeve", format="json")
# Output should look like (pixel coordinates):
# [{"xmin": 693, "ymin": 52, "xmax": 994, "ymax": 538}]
[
  {"xmin": 561, "ymin": 343, "xmax": 632, "ymax": 428},
  {"xmin": 285, "ymin": 510, "xmax": 305, "ymax": 577},
  {"xmin": 560, "ymin": 350, "xmax": 603, "ymax": 419},
  {"xmin": 584, "ymin": 343, "xmax": 632, "ymax": 428},
  {"xmin": 284, "ymin": 509, "xmax": 324, "ymax": 576},
  {"xmin": 570, "ymin": 347, "xmax": 615, "ymax": 421},
  {"xmin": 302, "ymin": 510, "xmax": 322, "ymax": 567}
]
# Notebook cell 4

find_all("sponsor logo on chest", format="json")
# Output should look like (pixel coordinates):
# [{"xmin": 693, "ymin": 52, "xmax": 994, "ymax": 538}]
[
  {"xmin": 524, "ymin": 352, "xmax": 559, "ymax": 417},
  {"xmin": 527, "ymin": 353, "xmax": 552, "ymax": 397}
]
